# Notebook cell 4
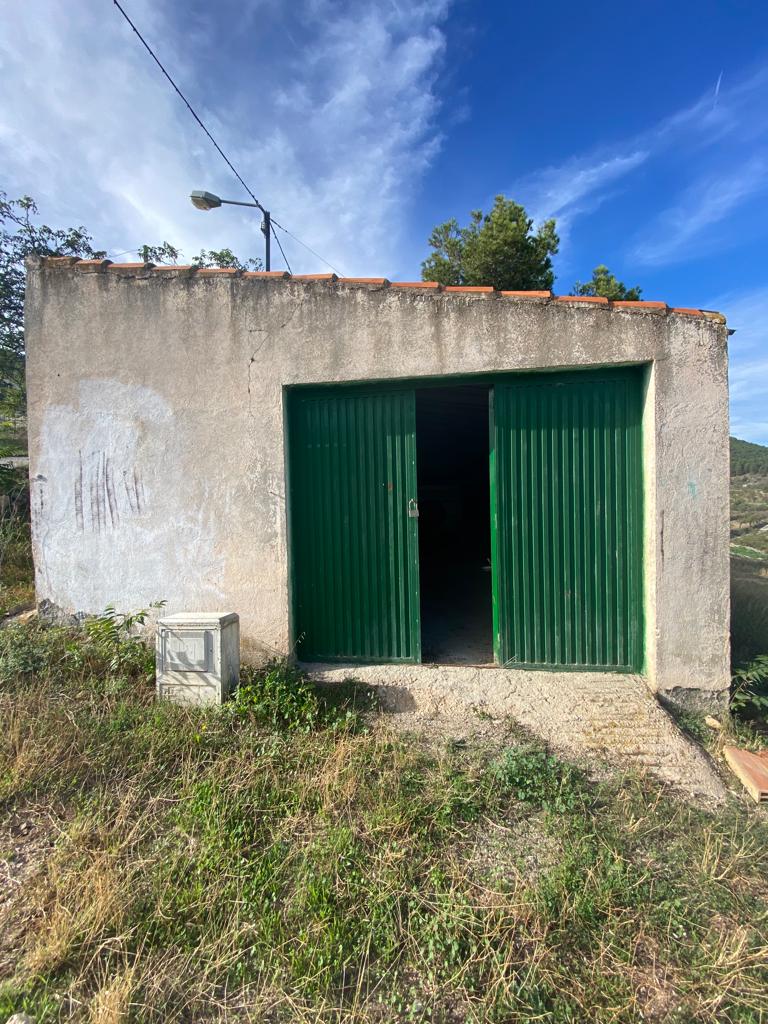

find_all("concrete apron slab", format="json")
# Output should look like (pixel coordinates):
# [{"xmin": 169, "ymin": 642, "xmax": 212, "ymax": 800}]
[{"xmin": 304, "ymin": 663, "xmax": 728, "ymax": 803}]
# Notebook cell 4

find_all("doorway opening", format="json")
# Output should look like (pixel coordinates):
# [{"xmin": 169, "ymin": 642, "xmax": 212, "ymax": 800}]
[{"xmin": 416, "ymin": 385, "xmax": 493, "ymax": 665}]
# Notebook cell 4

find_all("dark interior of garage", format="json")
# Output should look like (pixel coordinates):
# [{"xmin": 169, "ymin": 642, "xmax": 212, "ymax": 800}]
[{"xmin": 416, "ymin": 385, "xmax": 493, "ymax": 664}]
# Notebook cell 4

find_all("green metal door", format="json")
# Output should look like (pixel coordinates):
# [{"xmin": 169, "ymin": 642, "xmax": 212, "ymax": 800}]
[
  {"xmin": 289, "ymin": 386, "xmax": 421, "ymax": 662},
  {"xmin": 491, "ymin": 369, "xmax": 643, "ymax": 670}
]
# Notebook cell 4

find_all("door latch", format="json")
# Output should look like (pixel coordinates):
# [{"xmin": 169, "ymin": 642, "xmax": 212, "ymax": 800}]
[{"xmin": 408, "ymin": 498, "xmax": 419, "ymax": 518}]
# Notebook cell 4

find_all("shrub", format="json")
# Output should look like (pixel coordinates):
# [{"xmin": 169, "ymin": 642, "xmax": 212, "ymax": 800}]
[
  {"xmin": 0, "ymin": 604, "xmax": 162, "ymax": 690},
  {"xmin": 74, "ymin": 603, "xmax": 162, "ymax": 682},
  {"xmin": 0, "ymin": 454, "xmax": 33, "ymax": 615},
  {"xmin": 234, "ymin": 659, "xmax": 326, "ymax": 731},
  {"xmin": 731, "ymin": 655, "xmax": 768, "ymax": 720},
  {"xmin": 0, "ymin": 621, "xmax": 66, "ymax": 683},
  {"xmin": 491, "ymin": 746, "xmax": 588, "ymax": 812},
  {"xmin": 234, "ymin": 660, "xmax": 371, "ymax": 733}
]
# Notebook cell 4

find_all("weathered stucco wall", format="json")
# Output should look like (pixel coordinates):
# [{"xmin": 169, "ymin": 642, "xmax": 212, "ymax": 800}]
[{"xmin": 25, "ymin": 258, "xmax": 731, "ymax": 708}]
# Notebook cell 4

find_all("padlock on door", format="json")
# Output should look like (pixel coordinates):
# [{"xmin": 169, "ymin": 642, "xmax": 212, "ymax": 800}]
[{"xmin": 408, "ymin": 498, "xmax": 419, "ymax": 518}]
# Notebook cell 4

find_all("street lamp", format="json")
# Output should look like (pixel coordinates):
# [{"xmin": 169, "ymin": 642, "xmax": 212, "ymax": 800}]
[{"xmin": 190, "ymin": 190, "xmax": 271, "ymax": 271}]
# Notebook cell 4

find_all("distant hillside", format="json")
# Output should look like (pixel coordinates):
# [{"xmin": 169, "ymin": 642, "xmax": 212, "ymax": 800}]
[
  {"xmin": 730, "ymin": 439, "xmax": 768, "ymax": 661},
  {"xmin": 731, "ymin": 436, "xmax": 768, "ymax": 477}
]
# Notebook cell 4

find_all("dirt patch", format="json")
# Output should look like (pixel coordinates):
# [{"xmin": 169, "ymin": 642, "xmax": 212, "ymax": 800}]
[
  {"xmin": 633, "ymin": 966, "xmax": 680, "ymax": 1022},
  {"xmin": 310, "ymin": 664, "xmax": 729, "ymax": 803},
  {"xmin": 467, "ymin": 811, "xmax": 561, "ymax": 887},
  {"xmin": 0, "ymin": 803, "xmax": 62, "ymax": 979}
]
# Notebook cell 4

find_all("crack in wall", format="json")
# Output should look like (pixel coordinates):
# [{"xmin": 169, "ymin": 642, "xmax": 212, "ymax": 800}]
[{"xmin": 247, "ymin": 300, "xmax": 305, "ymax": 421}]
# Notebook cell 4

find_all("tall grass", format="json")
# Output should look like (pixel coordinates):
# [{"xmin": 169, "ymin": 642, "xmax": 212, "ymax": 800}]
[
  {"xmin": 0, "ymin": 458, "xmax": 33, "ymax": 617},
  {"xmin": 1, "ymin": 622, "xmax": 767, "ymax": 1022}
]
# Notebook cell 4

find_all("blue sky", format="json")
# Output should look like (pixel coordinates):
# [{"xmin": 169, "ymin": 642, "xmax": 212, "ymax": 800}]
[{"xmin": 1, "ymin": 1, "xmax": 766, "ymax": 442}]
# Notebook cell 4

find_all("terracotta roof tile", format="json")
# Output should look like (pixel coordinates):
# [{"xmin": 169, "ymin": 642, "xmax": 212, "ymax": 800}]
[
  {"xmin": 500, "ymin": 290, "xmax": 552, "ymax": 299},
  {"xmin": 242, "ymin": 270, "xmax": 291, "ymax": 279},
  {"xmin": 444, "ymin": 285, "xmax": 495, "ymax": 294},
  {"xmin": 33, "ymin": 258, "xmax": 726, "ymax": 321},
  {"xmin": 613, "ymin": 300, "xmax": 667, "ymax": 311},
  {"xmin": 152, "ymin": 265, "xmax": 196, "ymax": 273},
  {"xmin": 337, "ymin": 277, "xmax": 389, "ymax": 286},
  {"xmin": 390, "ymin": 281, "xmax": 441, "ymax": 289},
  {"xmin": 75, "ymin": 259, "xmax": 113, "ymax": 273}
]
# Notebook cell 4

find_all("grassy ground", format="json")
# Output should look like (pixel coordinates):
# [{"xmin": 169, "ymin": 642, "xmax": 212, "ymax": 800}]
[
  {"xmin": 731, "ymin": 556, "xmax": 768, "ymax": 668},
  {"xmin": 730, "ymin": 473, "xmax": 768, "ymax": 668},
  {"xmin": 1, "ymin": 622, "xmax": 767, "ymax": 1023},
  {"xmin": 0, "ymin": 418, "xmax": 32, "ymax": 616},
  {"xmin": 731, "ymin": 475, "xmax": 768, "ymax": 563},
  {"xmin": 0, "ymin": 442, "xmax": 764, "ymax": 1019},
  {"xmin": 0, "ymin": 514, "xmax": 34, "ymax": 617},
  {"xmin": 0, "ymin": 420, "xmax": 27, "ymax": 458}
]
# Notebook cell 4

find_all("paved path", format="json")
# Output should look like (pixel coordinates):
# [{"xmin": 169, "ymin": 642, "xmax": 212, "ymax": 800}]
[{"xmin": 307, "ymin": 663, "xmax": 728, "ymax": 803}]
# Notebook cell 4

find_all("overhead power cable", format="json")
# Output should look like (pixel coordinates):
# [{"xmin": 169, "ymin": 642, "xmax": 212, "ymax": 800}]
[
  {"xmin": 112, "ymin": 0, "xmax": 263, "ymax": 211},
  {"xmin": 270, "ymin": 224, "xmax": 293, "ymax": 275},
  {"xmin": 112, "ymin": 0, "xmax": 341, "ymax": 276},
  {"xmin": 270, "ymin": 218, "xmax": 341, "ymax": 276}
]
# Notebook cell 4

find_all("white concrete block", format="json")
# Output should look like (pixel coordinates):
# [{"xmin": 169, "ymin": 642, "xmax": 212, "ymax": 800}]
[{"xmin": 156, "ymin": 612, "xmax": 239, "ymax": 706}]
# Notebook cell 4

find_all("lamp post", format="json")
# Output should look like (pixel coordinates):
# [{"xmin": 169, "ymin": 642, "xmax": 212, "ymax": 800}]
[{"xmin": 190, "ymin": 190, "xmax": 271, "ymax": 271}]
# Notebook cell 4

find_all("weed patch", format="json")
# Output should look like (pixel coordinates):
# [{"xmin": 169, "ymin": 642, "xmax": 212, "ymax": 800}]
[
  {"xmin": 491, "ymin": 745, "xmax": 589, "ymax": 812},
  {"xmin": 233, "ymin": 659, "xmax": 372, "ymax": 733},
  {"xmin": 731, "ymin": 655, "xmax": 768, "ymax": 722},
  {"xmin": 0, "ymin": 623, "xmax": 767, "ymax": 1022}
]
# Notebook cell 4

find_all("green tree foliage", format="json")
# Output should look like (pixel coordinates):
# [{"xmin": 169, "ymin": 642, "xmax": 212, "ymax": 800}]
[
  {"xmin": 421, "ymin": 195, "xmax": 559, "ymax": 291},
  {"xmin": 0, "ymin": 193, "xmax": 105, "ymax": 416},
  {"xmin": 138, "ymin": 241, "xmax": 181, "ymax": 265},
  {"xmin": 138, "ymin": 242, "xmax": 262, "ymax": 272},
  {"xmin": 194, "ymin": 247, "xmax": 262, "ymax": 271},
  {"xmin": 731, "ymin": 436, "xmax": 768, "ymax": 476},
  {"xmin": 0, "ymin": 190, "xmax": 264, "ymax": 420},
  {"xmin": 570, "ymin": 264, "xmax": 642, "ymax": 301}
]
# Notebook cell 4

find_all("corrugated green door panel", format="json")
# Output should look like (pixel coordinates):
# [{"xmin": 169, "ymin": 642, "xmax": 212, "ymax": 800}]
[
  {"xmin": 289, "ymin": 386, "xmax": 421, "ymax": 663},
  {"xmin": 491, "ymin": 369, "xmax": 643, "ymax": 670}
]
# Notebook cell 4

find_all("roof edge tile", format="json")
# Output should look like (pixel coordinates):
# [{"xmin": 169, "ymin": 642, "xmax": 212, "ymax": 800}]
[
  {"xmin": 43, "ymin": 256, "xmax": 81, "ymax": 267},
  {"xmin": 556, "ymin": 295, "xmax": 609, "ymax": 305},
  {"xmin": 444, "ymin": 285, "xmax": 495, "ymax": 294},
  {"xmin": 107, "ymin": 262, "xmax": 155, "ymax": 271},
  {"xmin": 500, "ymin": 290, "xmax": 552, "ymax": 299},
  {"xmin": 30, "ymin": 260, "xmax": 726, "ymax": 320},
  {"xmin": 75, "ymin": 259, "xmax": 113, "ymax": 273},
  {"xmin": 338, "ymin": 277, "xmax": 389, "ymax": 286},
  {"xmin": 390, "ymin": 281, "xmax": 441, "ymax": 290},
  {"xmin": 242, "ymin": 270, "xmax": 291, "ymax": 279},
  {"xmin": 613, "ymin": 300, "xmax": 667, "ymax": 311}
]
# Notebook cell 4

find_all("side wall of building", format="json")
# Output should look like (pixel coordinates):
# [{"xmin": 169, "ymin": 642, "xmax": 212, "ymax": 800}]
[{"xmin": 25, "ymin": 260, "xmax": 731, "ymax": 708}]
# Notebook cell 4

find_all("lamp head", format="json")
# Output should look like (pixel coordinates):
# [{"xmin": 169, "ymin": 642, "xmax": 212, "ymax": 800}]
[{"xmin": 190, "ymin": 190, "xmax": 222, "ymax": 211}]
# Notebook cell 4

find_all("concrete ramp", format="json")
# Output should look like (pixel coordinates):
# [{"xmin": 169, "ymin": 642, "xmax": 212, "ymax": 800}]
[{"xmin": 306, "ymin": 664, "xmax": 728, "ymax": 803}]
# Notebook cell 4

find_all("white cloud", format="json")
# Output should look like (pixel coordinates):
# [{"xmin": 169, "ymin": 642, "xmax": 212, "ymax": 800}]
[
  {"xmin": 522, "ymin": 150, "xmax": 649, "ymax": 230},
  {"xmin": 0, "ymin": 0, "xmax": 450, "ymax": 275},
  {"xmin": 707, "ymin": 286, "xmax": 768, "ymax": 445},
  {"xmin": 511, "ymin": 66, "xmax": 768, "ymax": 258},
  {"xmin": 630, "ymin": 157, "xmax": 768, "ymax": 265}
]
